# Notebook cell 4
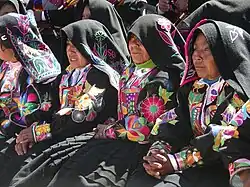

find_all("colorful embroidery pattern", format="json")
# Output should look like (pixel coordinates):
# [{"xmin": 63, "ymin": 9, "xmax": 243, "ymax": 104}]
[
  {"xmin": 116, "ymin": 115, "xmax": 150, "ymax": 142},
  {"xmin": 140, "ymin": 95, "xmax": 165, "ymax": 123},
  {"xmin": 6, "ymin": 13, "xmax": 61, "ymax": 83},
  {"xmin": 32, "ymin": 122, "xmax": 52, "ymax": 142},
  {"xmin": 229, "ymin": 159, "xmax": 250, "ymax": 182},
  {"xmin": 174, "ymin": 148, "xmax": 203, "ymax": 170}
]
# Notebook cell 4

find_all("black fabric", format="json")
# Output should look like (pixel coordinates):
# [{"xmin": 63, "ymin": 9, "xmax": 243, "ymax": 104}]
[
  {"xmin": 127, "ymin": 163, "xmax": 230, "ymax": 187},
  {"xmin": 182, "ymin": 20, "xmax": 250, "ymax": 98},
  {"xmin": 128, "ymin": 14, "xmax": 185, "ymax": 73},
  {"xmin": 61, "ymin": 19, "xmax": 128, "ymax": 77},
  {"xmin": 178, "ymin": 0, "xmax": 250, "ymax": 37},
  {"xmin": 0, "ymin": 0, "xmax": 26, "ymax": 14},
  {"xmin": 78, "ymin": 0, "xmax": 129, "ymax": 59},
  {"xmin": 45, "ymin": 0, "xmax": 130, "ymax": 63},
  {"xmin": 188, "ymin": 0, "xmax": 210, "ymax": 13}
]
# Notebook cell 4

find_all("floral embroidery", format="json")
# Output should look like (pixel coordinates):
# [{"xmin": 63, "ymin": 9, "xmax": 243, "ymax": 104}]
[
  {"xmin": 151, "ymin": 108, "xmax": 178, "ymax": 136},
  {"xmin": 140, "ymin": 95, "xmax": 165, "ymax": 123},
  {"xmin": 174, "ymin": 148, "xmax": 203, "ymax": 170},
  {"xmin": 159, "ymin": 85, "xmax": 173, "ymax": 104},
  {"xmin": 116, "ymin": 115, "xmax": 150, "ymax": 142},
  {"xmin": 32, "ymin": 122, "xmax": 52, "ymax": 142},
  {"xmin": 210, "ymin": 125, "xmax": 239, "ymax": 151},
  {"xmin": 230, "ymin": 99, "xmax": 250, "ymax": 127}
]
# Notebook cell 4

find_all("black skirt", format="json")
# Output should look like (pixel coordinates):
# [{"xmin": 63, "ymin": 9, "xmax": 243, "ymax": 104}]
[
  {"xmin": 8, "ymin": 133, "xmax": 93, "ymax": 187},
  {"xmin": 10, "ymin": 136, "xmax": 149, "ymax": 187},
  {"xmin": 47, "ymin": 139, "xmax": 149, "ymax": 187},
  {"xmin": 126, "ymin": 163, "xmax": 232, "ymax": 187}
]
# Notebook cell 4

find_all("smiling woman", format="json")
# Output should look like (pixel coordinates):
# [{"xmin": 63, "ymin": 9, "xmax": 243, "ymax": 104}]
[
  {"xmin": 128, "ymin": 34, "xmax": 150, "ymax": 64},
  {"xmin": 66, "ymin": 41, "xmax": 90, "ymax": 68}
]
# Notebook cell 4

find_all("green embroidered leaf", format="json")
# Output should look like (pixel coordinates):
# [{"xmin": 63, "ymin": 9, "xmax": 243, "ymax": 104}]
[{"xmin": 168, "ymin": 120, "xmax": 178, "ymax": 125}]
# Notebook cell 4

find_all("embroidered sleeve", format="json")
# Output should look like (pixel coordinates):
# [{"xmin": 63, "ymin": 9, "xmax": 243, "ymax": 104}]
[
  {"xmin": 32, "ymin": 122, "xmax": 52, "ymax": 142},
  {"xmin": 173, "ymin": 147, "xmax": 204, "ymax": 171},
  {"xmin": 229, "ymin": 159, "xmax": 250, "ymax": 184}
]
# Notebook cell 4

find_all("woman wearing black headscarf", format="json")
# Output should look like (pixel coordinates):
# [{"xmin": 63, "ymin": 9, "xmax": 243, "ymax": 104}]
[
  {"xmin": 127, "ymin": 19, "xmax": 250, "ymax": 187},
  {"xmin": 10, "ymin": 14, "xmax": 184, "ymax": 187},
  {"xmin": 177, "ymin": 0, "xmax": 250, "ymax": 39},
  {"xmin": 1, "ymin": 19, "xmax": 127, "ymax": 187},
  {"xmin": 34, "ymin": 0, "xmax": 129, "ymax": 71}
]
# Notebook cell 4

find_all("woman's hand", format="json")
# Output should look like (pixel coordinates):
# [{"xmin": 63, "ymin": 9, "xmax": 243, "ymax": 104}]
[
  {"xmin": 143, "ymin": 149, "xmax": 174, "ymax": 179},
  {"xmin": 93, "ymin": 124, "xmax": 108, "ymax": 139},
  {"xmin": 15, "ymin": 126, "xmax": 34, "ymax": 155}
]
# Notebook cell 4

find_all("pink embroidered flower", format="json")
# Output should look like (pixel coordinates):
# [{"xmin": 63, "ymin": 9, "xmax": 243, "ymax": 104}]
[
  {"xmin": 140, "ymin": 95, "xmax": 165, "ymax": 123},
  {"xmin": 157, "ymin": 18, "xmax": 172, "ymax": 32}
]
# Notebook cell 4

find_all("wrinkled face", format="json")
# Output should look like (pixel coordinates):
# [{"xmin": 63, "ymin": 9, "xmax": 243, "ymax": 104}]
[
  {"xmin": 66, "ymin": 41, "xmax": 89, "ymax": 69},
  {"xmin": 82, "ymin": 5, "xmax": 91, "ymax": 19},
  {"xmin": 128, "ymin": 34, "xmax": 150, "ymax": 64},
  {"xmin": 192, "ymin": 33, "xmax": 220, "ymax": 80},
  {"xmin": 0, "ymin": 3, "xmax": 17, "ymax": 16}
]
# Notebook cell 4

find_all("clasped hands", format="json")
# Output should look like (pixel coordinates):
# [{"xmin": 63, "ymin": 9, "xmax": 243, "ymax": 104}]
[{"xmin": 143, "ymin": 148, "xmax": 175, "ymax": 179}]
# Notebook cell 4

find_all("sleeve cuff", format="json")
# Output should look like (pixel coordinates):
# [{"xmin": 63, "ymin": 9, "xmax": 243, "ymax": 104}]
[
  {"xmin": 174, "ymin": 148, "xmax": 203, "ymax": 171},
  {"xmin": 32, "ymin": 123, "xmax": 52, "ymax": 142},
  {"xmin": 168, "ymin": 154, "xmax": 178, "ymax": 171},
  {"xmin": 229, "ymin": 159, "xmax": 250, "ymax": 184}
]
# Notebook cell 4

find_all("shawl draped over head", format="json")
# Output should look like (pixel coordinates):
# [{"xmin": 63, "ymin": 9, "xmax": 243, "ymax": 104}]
[
  {"xmin": 179, "ymin": 0, "xmax": 250, "ymax": 36},
  {"xmin": 61, "ymin": 19, "xmax": 129, "ymax": 89},
  {"xmin": 76, "ymin": 0, "xmax": 130, "ymax": 59},
  {"xmin": 128, "ymin": 14, "xmax": 185, "ymax": 74},
  {"xmin": 181, "ymin": 19, "xmax": 250, "ymax": 98},
  {"xmin": 0, "ymin": 12, "xmax": 61, "ymax": 83}
]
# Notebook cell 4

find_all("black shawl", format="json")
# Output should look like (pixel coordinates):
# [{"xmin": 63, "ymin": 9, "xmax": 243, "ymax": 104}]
[
  {"xmin": 179, "ymin": 0, "xmax": 250, "ymax": 36},
  {"xmin": 76, "ymin": 0, "xmax": 129, "ymax": 58},
  {"xmin": 128, "ymin": 14, "xmax": 185, "ymax": 73},
  {"xmin": 44, "ymin": 0, "xmax": 129, "ymax": 60},
  {"xmin": 61, "ymin": 19, "xmax": 129, "ymax": 89},
  {"xmin": 181, "ymin": 19, "xmax": 250, "ymax": 98}
]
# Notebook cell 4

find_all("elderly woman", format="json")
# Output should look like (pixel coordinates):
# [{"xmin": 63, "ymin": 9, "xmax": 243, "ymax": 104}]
[
  {"xmin": 10, "ymin": 14, "xmax": 185, "ymax": 187},
  {"xmin": 0, "ymin": 11, "xmax": 61, "ymax": 184},
  {"xmin": 1, "ymin": 19, "xmax": 127, "ymax": 186},
  {"xmin": 128, "ymin": 20, "xmax": 250, "ymax": 187}
]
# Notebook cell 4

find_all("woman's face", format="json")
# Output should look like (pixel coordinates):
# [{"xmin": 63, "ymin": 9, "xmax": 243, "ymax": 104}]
[
  {"xmin": 128, "ymin": 34, "xmax": 150, "ymax": 64},
  {"xmin": 0, "ymin": 42, "xmax": 17, "ymax": 62},
  {"xmin": 82, "ymin": 5, "xmax": 91, "ymax": 19},
  {"xmin": 192, "ymin": 33, "xmax": 220, "ymax": 80},
  {"xmin": 0, "ymin": 3, "xmax": 17, "ymax": 16},
  {"xmin": 66, "ymin": 41, "xmax": 89, "ymax": 69}
]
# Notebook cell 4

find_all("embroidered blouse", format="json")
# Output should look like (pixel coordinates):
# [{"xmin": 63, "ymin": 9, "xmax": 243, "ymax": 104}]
[
  {"xmin": 104, "ymin": 60, "xmax": 178, "ymax": 142},
  {"xmin": 151, "ymin": 77, "xmax": 246, "ymax": 171}
]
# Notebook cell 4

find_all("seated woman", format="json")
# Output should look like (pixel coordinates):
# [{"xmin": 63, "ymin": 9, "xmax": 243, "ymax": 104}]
[
  {"xmin": 0, "ymin": 11, "xmax": 61, "ymax": 141},
  {"xmin": 127, "ymin": 20, "xmax": 250, "ymax": 187},
  {"xmin": 10, "ymin": 14, "xmax": 185, "ymax": 187},
  {"xmin": 1, "ymin": 19, "xmax": 127, "ymax": 186},
  {"xmin": 32, "ymin": 0, "xmax": 129, "ymax": 71},
  {"xmin": 0, "ymin": 11, "xmax": 61, "ymax": 182}
]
